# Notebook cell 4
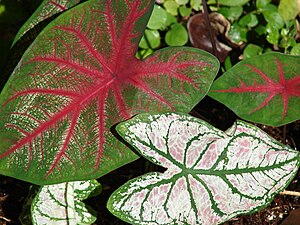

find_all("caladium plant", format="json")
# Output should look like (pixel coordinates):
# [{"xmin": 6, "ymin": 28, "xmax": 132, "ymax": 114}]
[
  {"xmin": 0, "ymin": 0, "xmax": 219, "ymax": 185},
  {"xmin": 209, "ymin": 52, "xmax": 300, "ymax": 126},
  {"xmin": 1, "ymin": 0, "xmax": 300, "ymax": 224},
  {"xmin": 108, "ymin": 112, "xmax": 300, "ymax": 225}
]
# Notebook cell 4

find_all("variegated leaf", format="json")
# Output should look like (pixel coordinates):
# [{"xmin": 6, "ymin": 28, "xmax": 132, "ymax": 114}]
[
  {"xmin": 108, "ymin": 113, "xmax": 299, "ymax": 225},
  {"xmin": 12, "ymin": 0, "xmax": 80, "ymax": 46},
  {"xmin": 0, "ymin": 0, "xmax": 219, "ymax": 185},
  {"xmin": 31, "ymin": 180, "xmax": 100, "ymax": 224}
]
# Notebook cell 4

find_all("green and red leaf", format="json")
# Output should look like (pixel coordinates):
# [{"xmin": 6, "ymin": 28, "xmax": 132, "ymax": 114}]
[
  {"xmin": 108, "ymin": 112, "xmax": 299, "ymax": 225},
  {"xmin": 12, "ymin": 0, "xmax": 81, "ymax": 46},
  {"xmin": 0, "ymin": 0, "xmax": 219, "ymax": 184},
  {"xmin": 209, "ymin": 52, "xmax": 300, "ymax": 126}
]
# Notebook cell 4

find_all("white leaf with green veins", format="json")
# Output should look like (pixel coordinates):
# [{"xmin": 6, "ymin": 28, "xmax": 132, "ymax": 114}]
[
  {"xmin": 108, "ymin": 112, "xmax": 299, "ymax": 225},
  {"xmin": 31, "ymin": 180, "xmax": 100, "ymax": 225}
]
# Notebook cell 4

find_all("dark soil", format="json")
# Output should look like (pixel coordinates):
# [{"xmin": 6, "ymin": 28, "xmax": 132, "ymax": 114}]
[{"xmin": 0, "ymin": 97, "xmax": 299, "ymax": 225}]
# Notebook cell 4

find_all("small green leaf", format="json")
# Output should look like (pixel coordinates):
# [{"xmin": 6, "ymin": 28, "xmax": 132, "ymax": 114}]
[
  {"xmin": 0, "ymin": 4, "xmax": 5, "ymax": 15},
  {"xmin": 261, "ymin": 3, "xmax": 278, "ymax": 12},
  {"xmin": 163, "ymin": 0, "xmax": 179, "ymax": 16},
  {"xmin": 165, "ymin": 12, "xmax": 177, "ymax": 26},
  {"xmin": 291, "ymin": 43, "xmax": 300, "ymax": 55},
  {"xmin": 175, "ymin": 0, "xmax": 189, "ymax": 5},
  {"xmin": 217, "ymin": 0, "xmax": 249, "ymax": 6},
  {"xmin": 243, "ymin": 44, "xmax": 263, "ymax": 59},
  {"xmin": 254, "ymin": 24, "xmax": 267, "ymax": 35},
  {"xmin": 219, "ymin": 6, "xmax": 243, "ymax": 20},
  {"xmin": 263, "ymin": 10, "xmax": 284, "ymax": 30},
  {"xmin": 224, "ymin": 55, "xmax": 233, "ymax": 70},
  {"xmin": 179, "ymin": 5, "xmax": 192, "ymax": 17},
  {"xmin": 147, "ymin": 4, "xmax": 168, "ymax": 30},
  {"xmin": 228, "ymin": 22, "xmax": 248, "ymax": 44},
  {"xmin": 108, "ymin": 112, "xmax": 299, "ymax": 225},
  {"xmin": 280, "ymin": 35, "xmax": 296, "ymax": 49},
  {"xmin": 139, "ymin": 29, "xmax": 161, "ymax": 49},
  {"xmin": 31, "ymin": 180, "xmax": 101, "ymax": 225},
  {"xmin": 165, "ymin": 23, "xmax": 188, "ymax": 46},
  {"xmin": 136, "ymin": 48, "xmax": 154, "ymax": 59},
  {"xmin": 190, "ymin": 0, "xmax": 201, "ymax": 11},
  {"xmin": 209, "ymin": 52, "xmax": 300, "ymax": 126},
  {"xmin": 239, "ymin": 14, "xmax": 259, "ymax": 28},
  {"xmin": 266, "ymin": 23, "xmax": 280, "ymax": 45},
  {"xmin": 256, "ymin": 0, "xmax": 272, "ymax": 9},
  {"xmin": 278, "ymin": 0, "xmax": 300, "ymax": 21}
]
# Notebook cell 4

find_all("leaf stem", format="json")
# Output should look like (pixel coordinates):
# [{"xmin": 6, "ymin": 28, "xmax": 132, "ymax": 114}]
[
  {"xmin": 280, "ymin": 190, "xmax": 300, "ymax": 196},
  {"xmin": 201, "ymin": 0, "xmax": 218, "ymax": 59}
]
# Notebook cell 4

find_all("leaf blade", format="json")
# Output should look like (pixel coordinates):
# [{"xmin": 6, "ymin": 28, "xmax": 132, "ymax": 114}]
[
  {"xmin": 209, "ymin": 52, "xmax": 300, "ymax": 126},
  {"xmin": 12, "ymin": 0, "xmax": 81, "ymax": 46},
  {"xmin": 31, "ymin": 180, "xmax": 100, "ymax": 225},
  {"xmin": 0, "ymin": 0, "xmax": 219, "ymax": 184},
  {"xmin": 108, "ymin": 112, "xmax": 299, "ymax": 225}
]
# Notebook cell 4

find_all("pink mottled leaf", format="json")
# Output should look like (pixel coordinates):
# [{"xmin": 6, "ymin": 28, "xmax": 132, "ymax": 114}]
[
  {"xmin": 209, "ymin": 52, "xmax": 300, "ymax": 126},
  {"xmin": 0, "ymin": 0, "xmax": 219, "ymax": 184},
  {"xmin": 108, "ymin": 112, "xmax": 299, "ymax": 225},
  {"xmin": 12, "ymin": 0, "xmax": 81, "ymax": 46}
]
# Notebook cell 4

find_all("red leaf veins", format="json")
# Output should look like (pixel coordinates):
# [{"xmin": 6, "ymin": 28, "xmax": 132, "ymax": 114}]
[
  {"xmin": 215, "ymin": 58, "xmax": 300, "ymax": 120},
  {"xmin": 0, "ymin": 0, "xmax": 212, "ymax": 181}
]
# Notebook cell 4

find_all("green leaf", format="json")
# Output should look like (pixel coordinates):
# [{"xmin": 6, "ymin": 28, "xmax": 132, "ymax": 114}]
[
  {"xmin": 254, "ymin": 24, "xmax": 267, "ymax": 35},
  {"xmin": 278, "ymin": 0, "xmax": 300, "ymax": 21},
  {"xmin": 0, "ymin": 4, "xmax": 5, "ymax": 15},
  {"xmin": 224, "ymin": 55, "xmax": 233, "ymax": 70},
  {"xmin": 263, "ymin": 10, "xmax": 284, "ymax": 30},
  {"xmin": 219, "ymin": 6, "xmax": 243, "ymax": 20},
  {"xmin": 266, "ymin": 23, "xmax": 280, "ymax": 45},
  {"xmin": 256, "ymin": 0, "xmax": 272, "ymax": 9},
  {"xmin": 12, "ymin": 0, "xmax": 80, "ymax": 46},
  {"xmin": 147, "ymin": 4, "xmax": 168, "ymax": 30},
  {"xmin": 165, "ymin": 23, "xmax": 188, "ymax": 46},
  {"xmin": 163, "ymin": 0, "xmax": 179, "ymax": 16},
  {"xmin": 291, "ymin": 43, "xmax": 300, "ymax": 55},
  {"xmin": 239, "ymin": 14, "xmax": 259, "ymax": 28},
  {"xmin": 136, "ymin": 48, "xmax": 154, "ymax": 59},
  {"xmin": 108, "ymin": 112, "xmax": 299, "ymax": 225},
  {"xmin": 279, "ymin": 33, "xmax": 296, "ymax": 49},
  {"xmin": 165, "ymin": 12, "xmax": 177, "ymax": 26},
  {"xmin": 243, "ymin": 44, "xmax": 263, "ymax": 59},
  {"xmin": 228, "ymin": 22, "xmax": 248, "ymax": 44},
  {"xmin": 175, "ymin": 0, "xmax": 189, "ymax": 5},
  {"xmin": 179, "ymin": 5, "xmax": 192, "ymax": 17},
  {"xmin": 139, "ymin": 29, "xmax": 161, "ymax": 49},
  {"xmin": 209, "ymin": 52, "xmax": 300, "ymax": 126},
  {"xmin": 217, "ymin": 0, "xmax": 250, "ymax": 6},
  {"xmin": 31, "ymin": 180, "xmax": 101, "ymax": 224},
  {"xmin": 261, "ymin": 3, "xmax": 278, "ymax": 12},
  {"xmin": 190, "ymin": 0, "xmax": 201, "ymax": 11}
]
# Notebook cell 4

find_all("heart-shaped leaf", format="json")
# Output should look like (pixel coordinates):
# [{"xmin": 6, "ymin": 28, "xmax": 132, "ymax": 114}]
[
  {"xmin": 0, "ymin": 0, "xmax": 219, "ymax": 184},
  {"xmin": 12, "ymin": 0, "xmax": 81, "ymax": 46},
  {"xmin": 108, "ymin": 112, "xmax": 299, "ymax": 225},
  {"xmin": 31, "ymin": 180, "xmax": 100, "ymax": 225},
  {"xmin": 209, "ymin": 52, "xmax": 300, "ymax": 126}
]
